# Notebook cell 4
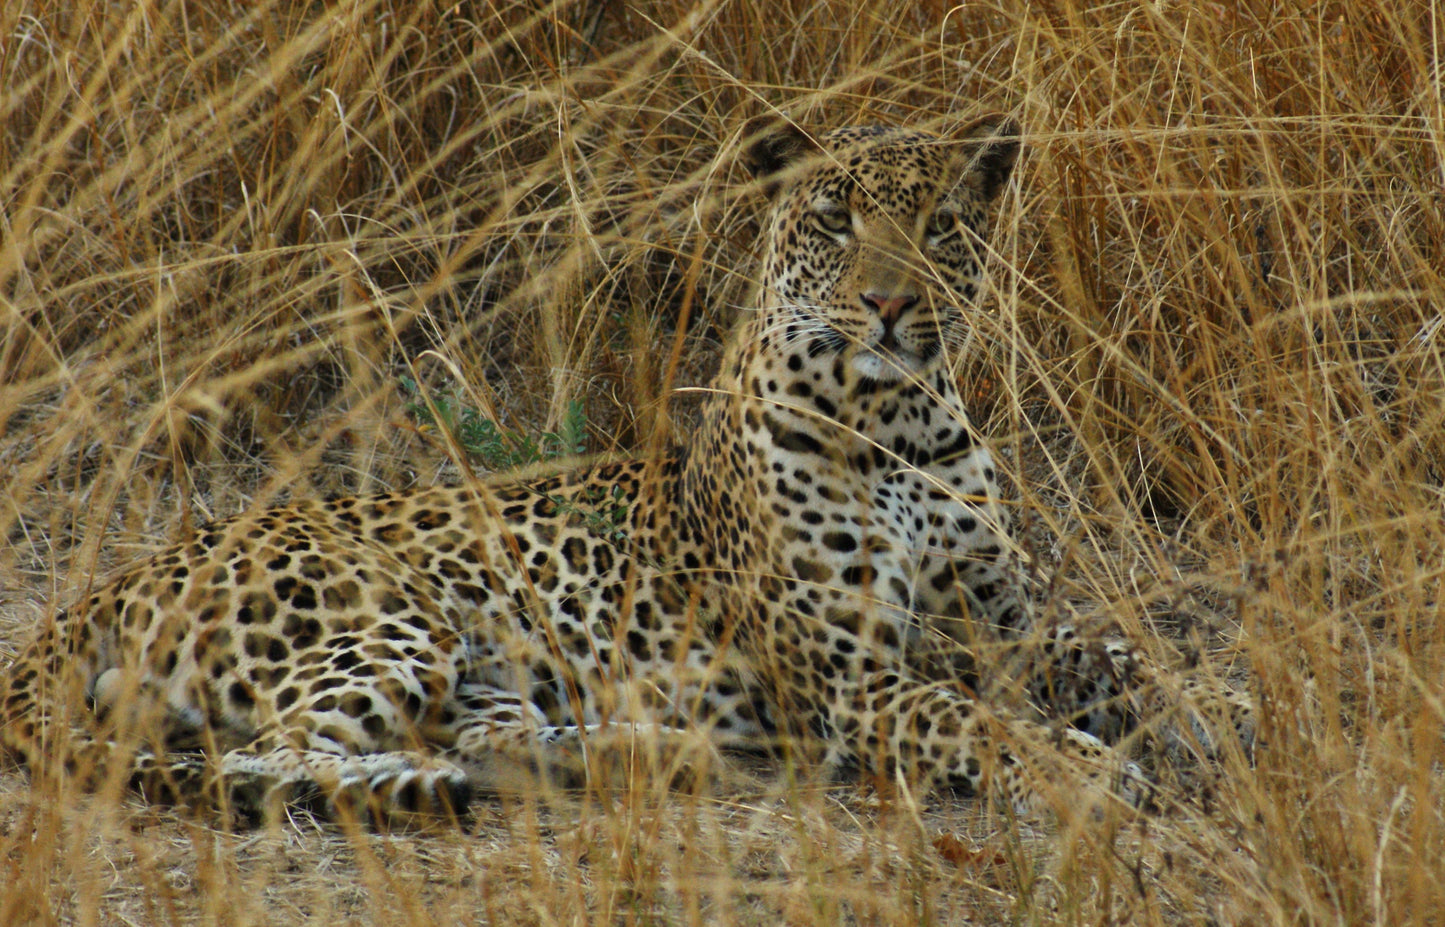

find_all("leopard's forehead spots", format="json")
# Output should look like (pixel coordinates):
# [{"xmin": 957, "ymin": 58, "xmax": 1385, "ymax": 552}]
[{"xmin": 802, "ymin": 129, "xmax": 961, "ymax": 210}]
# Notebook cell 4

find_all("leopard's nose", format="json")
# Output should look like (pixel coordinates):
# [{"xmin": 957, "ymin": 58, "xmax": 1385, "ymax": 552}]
[{"xmin": 862, "ymin": 293, "xmax": 918, "ymax": 326}]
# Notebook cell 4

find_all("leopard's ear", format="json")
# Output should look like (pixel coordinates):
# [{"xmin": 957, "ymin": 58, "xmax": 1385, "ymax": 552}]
[
  {"xmin": 741, "ymin": 118, "xmax": 821, "ymax": 196},
  {"xmin": 952, "ymin": 116, "xmax": 1020, "ymax": 203}
]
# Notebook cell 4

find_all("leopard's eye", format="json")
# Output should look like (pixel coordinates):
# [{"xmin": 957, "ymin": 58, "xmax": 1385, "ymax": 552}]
[
  {"xmin": 813, "ymin": 206, "xmax": 852, "ymax": 236},
  {"xmin": 926, "ymin": 209, "xmax": 959, "ymax": 238}
]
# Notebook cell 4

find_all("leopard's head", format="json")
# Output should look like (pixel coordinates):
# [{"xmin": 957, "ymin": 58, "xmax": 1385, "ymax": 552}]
[{"xmin": 742, "ymin": 118, "xmax": 1019, "ymax": 385}]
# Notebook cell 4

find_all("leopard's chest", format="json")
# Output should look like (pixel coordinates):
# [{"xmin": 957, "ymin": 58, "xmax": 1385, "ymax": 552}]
[{"xmin": 747, "ymin": 394, "xmax": 990, "ymax": 596}]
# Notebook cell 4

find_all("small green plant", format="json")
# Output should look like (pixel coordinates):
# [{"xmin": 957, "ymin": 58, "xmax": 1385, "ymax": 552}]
[
  {"xmin": 549, "ymin": 483, "xmax": 632, "ymax": 543},
  {"xmin": 400, "ymin": 377, "xmax": 587, "ymax": 469}
]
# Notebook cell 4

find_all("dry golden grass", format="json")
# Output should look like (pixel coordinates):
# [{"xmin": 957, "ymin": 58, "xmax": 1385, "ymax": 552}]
[{"xmin": 2, "ymin": 0, "xmax": 1443, "ymax": 923}]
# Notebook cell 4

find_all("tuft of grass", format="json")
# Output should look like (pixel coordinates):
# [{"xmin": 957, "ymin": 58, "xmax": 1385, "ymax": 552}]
[{"xmin": 1, "ymin": 0, "xmax": 1443, "ymax": 923}]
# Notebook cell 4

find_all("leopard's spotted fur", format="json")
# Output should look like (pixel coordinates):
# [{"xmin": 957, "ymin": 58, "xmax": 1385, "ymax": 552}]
[{"xmin": 0, "ymin": 117, "xmax": 1251, "ymax": 824}]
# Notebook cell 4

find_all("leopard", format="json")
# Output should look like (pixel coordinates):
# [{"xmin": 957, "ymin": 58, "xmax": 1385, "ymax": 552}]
[{"xmin": 0, "ymin": 116, "xmax": 1252, "ymax": 826}]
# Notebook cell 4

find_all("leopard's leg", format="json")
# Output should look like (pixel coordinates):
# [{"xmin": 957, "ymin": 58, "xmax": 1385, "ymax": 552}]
[
  {"xmin": 0, "ymin": 611, "xmax": 118, "ymax": 794},
  {"xmin": 737, "ymin": 564, "xmax": 1149, "ymax": 815},
  {"xmin": 1, "ymin": 628, "xmax": 202, "ymax": 807},
  {"xmin": 1002, "ymin": 623, "xmax": 1256, "ymax": 765},
  {"xmin": 1118, "ymin": 656, "xmax": 1256, "ymax": 766},
  {"xmin": 437, "ymin": 682, "xmax": 715, "ymax": 792},
  {"xmin": 211, "ymin": 741, "xmax": 471, "ymax": 826},
  {"xmin": 840, "ymin": 670, "xmax": 1152, "ymax": 815},
  {"xmin": 934, "ymin": 543, "xmax": 1257, "ymax": 765},
  {"xmin": 167, "ymin": 598, "xmax": 481, "ymax": 826},
  {"xmin": 91, "ymin": 672, "xmax": 478, "ymax": 826}
]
